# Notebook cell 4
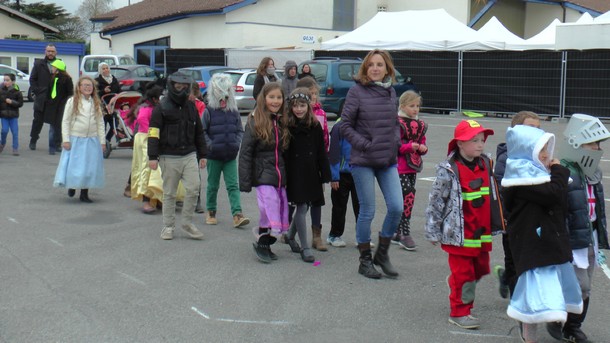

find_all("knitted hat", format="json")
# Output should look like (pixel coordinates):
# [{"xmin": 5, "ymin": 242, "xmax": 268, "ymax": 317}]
[
  {"xmin": 50, "ymin": 59, "xmax": 66, "ymax": 71},
  {"xmin": 447, "ymin": 119, "xmax": 494, "ymax": 154}
]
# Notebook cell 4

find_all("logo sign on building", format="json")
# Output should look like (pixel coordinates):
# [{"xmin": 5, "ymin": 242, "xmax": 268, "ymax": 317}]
[{"xmin": 302, "ymin": 35, "xmax": 316, "ymax": 44}]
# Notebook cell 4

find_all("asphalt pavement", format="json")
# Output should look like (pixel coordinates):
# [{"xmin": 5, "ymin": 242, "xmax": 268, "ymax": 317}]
[{"xmin": 1, "ymin": 103, "xmax": 609, "ymax": 342}]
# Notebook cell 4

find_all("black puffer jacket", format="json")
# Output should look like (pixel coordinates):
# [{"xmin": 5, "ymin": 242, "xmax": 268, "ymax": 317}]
[
  {"xmin": 562, "ymin": 160, "xmax": 609, "ymax": 250},
  {"xmin": 239, "ymin": 113, "xmax": 287, "ymax": 192},
  {"xmin": 0, "ymin": 86, "xmax": 23, "ymax": 118},
  {"xmin": 340, "ymin": 81, "xmax": 400, "ymax": 168}
]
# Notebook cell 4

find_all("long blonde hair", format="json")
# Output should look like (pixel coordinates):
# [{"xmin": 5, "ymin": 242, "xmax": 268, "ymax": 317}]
[
  {"xmin": 71, "ymin": 75, "xmax": 102, "ymax": 119},
  {"xmin": 249, "ymin": 82, "xmax": 290, "ymax": 150}
]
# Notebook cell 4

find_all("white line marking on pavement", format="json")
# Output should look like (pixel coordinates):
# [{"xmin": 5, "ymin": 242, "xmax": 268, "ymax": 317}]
[
  {"xmin": 191, "ymin": 306, "xmax": 290, "ymax": 325},
  {"xmin": 117, "ymin": 271, "xmax": 146, "ymax": 286},
  {"xmin": 449, "ymin": 330, "xmax": 513, "ymax": 339},
  {"xmin": 419, "ymin": 177, "xmax": 437, "ymax": 182},
  {"xmin": 46, "ymin": 238, "xmax": 63, "ymax": 247},
  {"xmin": 7, "ymin": 217, "xmax": 18, "ymax": 223}
]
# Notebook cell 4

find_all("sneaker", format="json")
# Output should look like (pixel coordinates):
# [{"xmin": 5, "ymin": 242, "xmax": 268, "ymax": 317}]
[
  {"xmin": 493, "ymin": 265, "xmax": 510, "ymax": 299},
  {"xmin": 12, "ymin": 149, "xmax": 19, "ymax": 156},
  {"xmin": 182, "ymin": 223, "xmax": 204, "ymax": 240},
  {"xmin": 390, "ymin": 233, "xmax": 400, "ymax": 245},
  {"xmin": 546, "ymin": 321, "xmax": 563, "ymax": 340},
  {"xmin": 448, "ymin": 315, "xmax": 480, "ymax": 329},
  {"xmin": 563, "ymin": 327, "xmax": 591, "ymax": 343},
  {"xmin": 29, "ymin": 141, "xmax": 36, "ymax": 150},
  {"xmin": 233, "ymin": 213, "xmax": 250, "ymax": 228},
  {"xmin": 206, "ymin": 211, "xmax": 217, "ymax": 225},
  {"xmin": 160, "ymin": 226, "xmax": 174, "ymax": 240},
  {"xmin": 327, "ymin": 235, "xmax": 347, "ymax": 247},
  {"xmin": 398, "ymin": 235, "xmax": 417, "ymax": 251},
  {"xmin": 0, "ymin": 144, "xmax": 4, "ymax": 154}
]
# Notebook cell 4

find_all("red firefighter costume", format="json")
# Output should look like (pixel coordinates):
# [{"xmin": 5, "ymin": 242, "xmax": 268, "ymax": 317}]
[{"xmin": 443, "ymin": 157, "xmax": 493, "ymax": 317}]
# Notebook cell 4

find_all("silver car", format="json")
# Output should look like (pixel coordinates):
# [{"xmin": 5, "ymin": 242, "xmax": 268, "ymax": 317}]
[
  {"xmin": 226, "ymin": 69, "xmax": 257, "ymax": 114},
  {"xmin": 0, "ymin": 64, "xmax": 32, "ymax": 101}
]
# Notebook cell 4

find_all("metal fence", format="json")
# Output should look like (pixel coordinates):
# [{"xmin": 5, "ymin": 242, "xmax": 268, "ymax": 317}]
[{"xmin": 315, "ymin": 49, "xmax": 610, "ymax": 118}]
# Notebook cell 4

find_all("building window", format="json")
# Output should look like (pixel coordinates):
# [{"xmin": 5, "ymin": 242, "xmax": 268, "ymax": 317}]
[
  {"xmin": 333, "ymin": 0, "xmax": 355, "ymax": 31},
  {"xmin": 0, "ymin": 56, "xmax": 10, "ymax": 65},
  {"xmin": 17, "ymin": 56, "xmax": 29, "ymax": 74}
]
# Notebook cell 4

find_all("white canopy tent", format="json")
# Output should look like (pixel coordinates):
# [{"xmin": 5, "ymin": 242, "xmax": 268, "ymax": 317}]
[
  {"xmin": 556, "ymin": 11, "xmax": 610, "ymax": 49},
  {"xmin": 320, "ymin": 9, "xmax": 506, "ymax": 51},
  {"xmin": 477, "ymin": 16, "xmax": 533, "ymax": 50}
]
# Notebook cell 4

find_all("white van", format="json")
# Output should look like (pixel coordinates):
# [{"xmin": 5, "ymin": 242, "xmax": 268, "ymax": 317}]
[{"xmin": 80, "ymin": 54, "xmax": 136, "ymax": 77}]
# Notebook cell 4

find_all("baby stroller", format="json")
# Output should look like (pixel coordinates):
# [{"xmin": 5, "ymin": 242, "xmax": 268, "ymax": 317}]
[{"xmin": 102, "ymin": 91, "xmax": 141, "ymax": 158}]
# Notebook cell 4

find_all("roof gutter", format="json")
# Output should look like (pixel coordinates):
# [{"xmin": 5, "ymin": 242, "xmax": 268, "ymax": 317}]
[{"xmin": 99, "ymin": 31, "xmax": 112, "ymax": 52}]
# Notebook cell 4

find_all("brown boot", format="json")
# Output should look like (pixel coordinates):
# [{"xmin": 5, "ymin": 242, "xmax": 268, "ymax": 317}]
[{"xmin": 311, "ymin": 225, "xmax": 328, "ymax": 251}]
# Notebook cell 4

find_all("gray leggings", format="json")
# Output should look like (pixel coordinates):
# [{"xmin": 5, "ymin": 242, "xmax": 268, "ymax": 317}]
[{"xmin": 292, "ymin": 203, "xmax": 310, "ymax": 250}]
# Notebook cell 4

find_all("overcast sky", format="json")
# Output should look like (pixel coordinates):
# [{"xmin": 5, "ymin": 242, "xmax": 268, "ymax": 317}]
[{"xmin": 41, "ymin": 0, "xmax": 142, "ymax": 15}]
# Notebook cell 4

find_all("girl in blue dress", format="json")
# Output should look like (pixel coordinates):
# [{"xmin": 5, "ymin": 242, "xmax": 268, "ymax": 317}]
[
  {"xmin": 501, "ymin": 125, "xmax": 582, "ymax": 342},
  {"xmin": 53, "ymin": 76, "xmax": 106, "ymax": 202}
]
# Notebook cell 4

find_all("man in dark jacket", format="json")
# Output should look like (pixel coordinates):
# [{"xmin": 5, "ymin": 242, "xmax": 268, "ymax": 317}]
[
  {"xmin": 148, "ymin": 72, "xmax": 207, "ymax": 241},
  {"xmin": 29, "ymin": 44, "xmax": 57, "ymax": 151}
]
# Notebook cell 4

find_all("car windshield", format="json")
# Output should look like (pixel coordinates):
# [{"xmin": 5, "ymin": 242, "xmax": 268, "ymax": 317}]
[
  {"xmin": 110, "ymin": 68, "xmax": 130, "ymax": 78},
  {"xmin": 306, "ymin": 63, "xmax": 328, "ymax": 82},
  {"xmin": 120, "ymin": 56, "xmax": 136, "ymax": 65},
  {"xmin": 227, "ymin": 73, "xmax": 243, "ymax": 85},
  {"xmin": 180, "ymin": 69, "xmax": 202, "ymax": 80}
]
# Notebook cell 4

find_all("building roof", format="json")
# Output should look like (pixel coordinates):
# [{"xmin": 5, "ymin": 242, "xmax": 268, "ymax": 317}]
[
  {"xmin": 565, "ymin": 0, "xmax": 610, "ymax": 14},
  {"xmin": 0, "ymin": 3, "xmax": 60, "ymax": 33},
  {"xmin": 92, "ymin": 0, "xmax": 253, "ymax": 34}
]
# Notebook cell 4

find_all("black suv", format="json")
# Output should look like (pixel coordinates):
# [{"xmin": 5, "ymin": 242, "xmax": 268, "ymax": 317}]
[{"xmin": 299, "ymin": 57, "xmax": 418, "ymax": 114}]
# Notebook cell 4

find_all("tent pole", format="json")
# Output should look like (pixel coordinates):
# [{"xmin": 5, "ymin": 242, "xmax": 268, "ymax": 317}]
[
  {"xmin": 559, "ymin": 50, "xmax": 567, "ymax": 119},
  {"xmin": 457, "ymin": 51, "xmax": 463, "ymax": 113}
]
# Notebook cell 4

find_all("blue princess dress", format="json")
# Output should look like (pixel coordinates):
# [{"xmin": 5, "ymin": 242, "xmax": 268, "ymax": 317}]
[
  {"xmin": 507, "ymin": 262, "xmax": 582, "ymax": 323},
  {"xmin": 501, "ymin": 125, "xmax": 583, "ymax": 324},
  {"xmin": 54, "ymin": 136, "xmax": 105, "ymax": 189}
]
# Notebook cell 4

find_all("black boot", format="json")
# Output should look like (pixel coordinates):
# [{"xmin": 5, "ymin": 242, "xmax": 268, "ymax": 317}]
[
  {"xmin": 357, "ymin": 243, "xmax": 381, "ymax": 279},
  {"xmin": 68, "ymin": 189, "xmax": 76, "ymax": 197},
  {"xmin": 373, "ymin": 234, "xmax": 399, "ymax": 278},
  {"xmin": 80, "ymin": 189, "xmax": 93, "ymax": 203},
  {"xmin": 563, "ymin": 297, "xmax": 591, "ymax": 343},
  {"xmin": 253, "ymin": 229, "xmax": 276, "ymax": 263}
]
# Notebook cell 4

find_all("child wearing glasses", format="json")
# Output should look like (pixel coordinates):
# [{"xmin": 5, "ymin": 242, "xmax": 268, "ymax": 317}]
[{"xmin": 425, "ymin": 120, "xmax": 505, "ymax": 330}]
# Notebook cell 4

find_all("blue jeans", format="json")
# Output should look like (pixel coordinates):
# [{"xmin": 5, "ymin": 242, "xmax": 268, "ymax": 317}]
[
  {"xmin": 351, "ymin": 165, "xmax": 402, "ymax": 244},
  {"xmin": 1, "ymin": 118, "xmax": 18, "ymax": 149}
]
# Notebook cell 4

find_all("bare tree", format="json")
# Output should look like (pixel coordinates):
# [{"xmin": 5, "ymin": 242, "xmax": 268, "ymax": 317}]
[{"xmin": 77, "ymin": 0, "xmax": 113, "ymax": 33}]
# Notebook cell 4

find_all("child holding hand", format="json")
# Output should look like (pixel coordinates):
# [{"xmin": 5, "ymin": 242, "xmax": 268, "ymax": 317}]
[
  {"xmin": 502, "ymin": 124, "xmax": 582, "ymax": 343},
  {"xmin": 239, "ymin": 82, "xmax": 290, "ymax": 263},
  {"xmin": 283, "ymin": 88, "xmax": 331, "ymax": 262}
]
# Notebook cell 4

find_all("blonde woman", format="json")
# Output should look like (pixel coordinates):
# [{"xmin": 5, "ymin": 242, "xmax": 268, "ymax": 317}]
[{"xmin": 53, "ymin": 76, "xmax": 106, "ymax": 203}]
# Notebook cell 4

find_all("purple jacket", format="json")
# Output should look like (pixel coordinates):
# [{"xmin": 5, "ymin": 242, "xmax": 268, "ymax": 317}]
[{"xmin": 340, "ymin": 81, "xmax": 400, "ymax": 168}]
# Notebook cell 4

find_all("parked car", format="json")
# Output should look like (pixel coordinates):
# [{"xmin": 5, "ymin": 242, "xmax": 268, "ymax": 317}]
[
  {"xmin": 110, "ymin": 65, "xmax": 164, "ymax": 94},
  {"xmin": 0, "ymin": 64, "xmax": 32, "ymax": 101},
  {"xmin": 80, "ymin": 54, "xmax": 136, "ymax": 78},
  {"xmin": 225, "ymin": 69, "xmax": 257, "ymax": 114},
  {"xmin": 178, "ymin": 66, "xmax": 232, "ymax": 101},
  {"xmin": 298, "ymin": 57, "xmax": 418, "ymax": 114}
]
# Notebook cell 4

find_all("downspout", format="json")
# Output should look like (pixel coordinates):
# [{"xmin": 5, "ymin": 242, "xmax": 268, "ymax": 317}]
[{"xmin": 99, "ymin": 32, "xmax": 112, "ymax": 53}]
